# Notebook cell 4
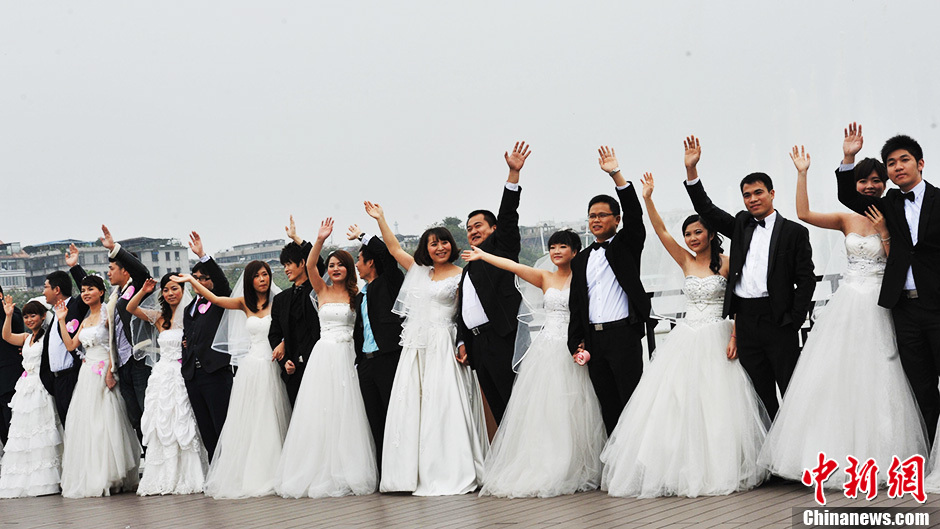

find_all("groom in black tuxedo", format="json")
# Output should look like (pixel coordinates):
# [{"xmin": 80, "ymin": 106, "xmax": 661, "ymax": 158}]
[
  {"xmin": 684, "ymin": 136, "xmax": 815, "ymax": 420},
  {"xmin": 181, "ymin": 231, "xmax": 232, "ymax": 461},
  {"xmin": 0, "ymin": 286, "xmax": 25, "ymax": 444},
  {"xmin": 568, "ymin": 146, "xmax": 650, "ymax": 435},
  {"xmin": 269, "ymin": 217, "xmax": 327, "ymax": 407},
  {"xmin": 836, "ymin": 125, "xmax": 940, "ymax": 442},
  {"xmin": 456, "ymin": 141, "xmax": 528, "ymax": 425},
  {"xmin": 38, "ymin": 246, "xmax": 90, "ymax": 426},
  {"xmin": 349, "ymin": 223, "xmax": 404, "ymax": 467}
]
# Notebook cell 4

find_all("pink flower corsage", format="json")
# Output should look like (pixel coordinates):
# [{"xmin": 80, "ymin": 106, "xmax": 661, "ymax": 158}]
[
  {"xmin": 66, "ymin": 319, "xmax": 79, "ymax": 334},
  {"xmin": 198, "ymin": 301, "xmax": 211, "ymax": 314},
  {"xmin": 21, "ymin": 371, "xmax": 27, "ymax": 378},
  {"xmin": 121, "ymin": 285, "xmax": 136, "ymax": 300},
  {"xmin": 95, "ymin": 360, "xmax": 106, "ymax": 376},
  {"xmin": 574, "ymin": 351, "xmax": 591, "ymax": 366}
]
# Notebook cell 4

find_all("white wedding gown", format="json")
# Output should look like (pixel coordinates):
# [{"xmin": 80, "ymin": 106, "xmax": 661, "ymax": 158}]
[
  {"xmin": 60, "ymin": 317, "xmax": 141, "ymax": 498},
  {"xmin": 601, "ymin": 275, "xmax": 769, "ymax": 498},
  {"xmin": 204, "ymin": 315, "xmax": 291, "ymax": 499},
  {"xmin": 380, "ymin": 266, "xmax": 488, "ymax": 496},
  {"xmin": 760, "ymin": 233, "xmax": 928, "ymax": 488},
  {"xmin": 274, "ymin": 303, "xmax": 377, "ymax": 498},
  {"xmin": 137, "ymin": 328, "xmax": 208, "ymax": 495},
  {"xmin": 0, "ymin": 337, "xmax": 64, "ymax": 497},
  {"xmin": 479, "ymin": 287, "xmax": 606, "ymax": 498}
]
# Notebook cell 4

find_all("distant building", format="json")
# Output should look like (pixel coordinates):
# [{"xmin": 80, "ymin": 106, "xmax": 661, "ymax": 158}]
[
  {"xmin": 0, "ymin": 241, "xmax": 29, "ymax": 291},
  {"xmin": 215, "ymin": 239, "xmax": 287, "ymax": 269}
]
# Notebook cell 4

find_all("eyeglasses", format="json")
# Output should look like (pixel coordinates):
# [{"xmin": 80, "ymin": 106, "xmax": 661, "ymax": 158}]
[
  {"xmin": 192, "ymin": 275, "xmax": 211, "ymax": 282},
  {"xmin": 588, "ymin": 213, "xmax": 616, "ymax": 220}
]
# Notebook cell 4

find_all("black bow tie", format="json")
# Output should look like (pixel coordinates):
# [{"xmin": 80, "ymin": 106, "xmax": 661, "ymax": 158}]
[
  {"xmin": 747, "ymin": 217, "xmax": 766, "ymax": 228},
  {"xmin": 903, "ymin": 192, "xmax": 916, "ymax": 203},
  {"xmin": 590, "ymin": 241, "xmax": 610, "ymax": 251}
]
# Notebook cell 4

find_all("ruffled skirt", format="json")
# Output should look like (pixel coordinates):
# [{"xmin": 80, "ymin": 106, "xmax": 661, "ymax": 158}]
[{"xmin": 0, "ymin": 373, "xmax": 63, "ymax": 498}]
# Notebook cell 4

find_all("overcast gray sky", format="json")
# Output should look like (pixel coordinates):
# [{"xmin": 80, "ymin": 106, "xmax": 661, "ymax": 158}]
[{"xmin": 2, "ymin": 0, "xmax": 937, "ymax": 257}]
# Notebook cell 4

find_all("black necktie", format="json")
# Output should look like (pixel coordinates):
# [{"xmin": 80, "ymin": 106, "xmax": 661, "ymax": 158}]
[
  {"xmin": 747, "ymin": 217, "xmax": 766, "ymax": 228},
  {"xmin": 590, "ymin": 241, "xmax": 610, "ymax": 251},
  {"xmin": 903, "ymin": 192, "xmax": 916, "ymax": 203}
]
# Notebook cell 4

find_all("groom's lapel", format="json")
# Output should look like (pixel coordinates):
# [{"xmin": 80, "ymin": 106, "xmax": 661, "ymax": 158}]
[
  {"xmin": 917, "ymin": 182, "xmax": 937, "ymax": 247},
  {"xmin": 892, "ymin": 191, "xmax": 914, "ymax": 246},
  {"xmin": 767, "ymin": 213, "xmax": 785, "ymax": 278}
]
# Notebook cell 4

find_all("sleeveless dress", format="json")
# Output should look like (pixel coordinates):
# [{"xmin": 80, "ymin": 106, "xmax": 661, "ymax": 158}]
[
  {"xmin": 380, "ymin": 266, "xmax": 488, "ymax": 496},
  {"xmin": 479, "ymin": 287, "xmax": 606, "ymax": 498},
  {"xmin": 601, "ymin": 275, "xmax": 770, "ymax": 498},
  {"xmin": 60, "ymin": 318, "xmax": 141, "ymax": 498},
  {"xmin": 760, "ymin": 233, "xmax": 928, "ymax": 488},
  {"xmin": 137, "ymin": 328, "xmax": 208, "ymax": 495},
  {"xmin": 274, "ymin": 304, "xmax": 377, "ymax": 498},
  {"xmin": 204, "ymin": 315, "xmax": 291, "ymax": 499},
  {"xmin": 0, "ymin": 337, "xmax": 64, "ymax": 497}
]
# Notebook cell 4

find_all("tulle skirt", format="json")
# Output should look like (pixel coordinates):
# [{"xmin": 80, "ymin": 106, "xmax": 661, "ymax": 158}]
[
  {"xmin": 274, "ymin": 338, "xmax": 377, "ymax": 498},
  {"xmin": 760, "ymin": 275, "xmax": 928, "ymax": 489},
  {"xmin": 60, "ymin": 360, "xmax": 141, "ymax": 498},
  {"xmin": 601, "ymin": 319, "xmax": 769, "ymax": 498},
  {"xmin": 204, "ymin": 353, "xmax": 291, "ymax": 499},
  {"xmin": 0, "ymin": 373, "xmax": 63, "ymax": 498},
  {"xmin": 479, "ymin": 331, "xmax": 606, "ymax": 498},
  {"xmin": 137, "ymin": 358, "xmax": 208, "ymax": 495},
  {"xmin": 380, "ymin": 323, "xmax": 488, "ymax": 496}
]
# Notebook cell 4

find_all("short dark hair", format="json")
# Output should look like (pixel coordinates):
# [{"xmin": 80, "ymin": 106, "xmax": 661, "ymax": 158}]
[
  {"xmin": 547, "ymin": 229, "xmax": 582, "ymax": 254},
  {"xmin": 359, "ymin": 245, "xmax": 384, "ymax": 276},
  {"xmin": 588, "ymin": 194, "xmax": 621, "ymax": 217},
  {"xmin": 854, "ymin": 157, "xmax": 888, "ymax": 183},
  {"xmin": 279, "ymin": 242, "xmax": 307, "ymax": 267},
  {"xmin": 467, "ymin": 210, "xmax": 497, "ymax": 228},
  {"xmin": 881, "ymin": 134, "xmax": 923, "ymax": 163},
  {"xmin": 21, "ymin": 301, "xmax": 47, "ymax": 341},
  {"xmin": 191, "ymin": 261, "xmax": 208, "ymax": 276},
  {"xmin": 46, "ymin": 271, "xmax": 73, "ymax": 298},
  {"xmin": 80, "ymin": 275, "xmax": 106, "ymax": 303},
  {"xmin": 414, "ymin": 227, "xmax": 459, "ymax": 266},
  {"xmin": 739, "ymin": 172, "xmax": 774, "ymax": 192},
  {"xmin": 243, "ymin": 260, "xmax": 273, "ymax": 314}
]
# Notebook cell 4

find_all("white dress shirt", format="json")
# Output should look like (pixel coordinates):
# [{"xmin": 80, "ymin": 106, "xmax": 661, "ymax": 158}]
[
  {"xmin": 901, "ymin": 180, "xmax": 926, "ymax": 290},
  {"xmin": 734, "ymin": 210, "xmax": 777, "ymax": 299},
  {"xmin": 587, "ymin": 233, "xmax": 631, "ymax": 324},
  {"xmin": 47, "ymin": 298, "xmax": 75, "ymax": 372},
  {"xmin": 190, "ymin": 254, "xmax": 213, "ymax": 317}
]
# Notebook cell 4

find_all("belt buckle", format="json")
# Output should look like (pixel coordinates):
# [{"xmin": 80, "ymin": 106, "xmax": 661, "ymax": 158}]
[
  {"xmin": 905, "ymin": 289, "xmax": 919, "ymax": 299},
  {"xmin": 593, "ymin": 323, "xmax": 604, "ymax": 331},
  {"xmin": 471, "ymin": 327, "xmax": 481, "ymax": 336},
  {"xmin": 364, "ymin": 352, "xmax": 375, "ymax": 359}
]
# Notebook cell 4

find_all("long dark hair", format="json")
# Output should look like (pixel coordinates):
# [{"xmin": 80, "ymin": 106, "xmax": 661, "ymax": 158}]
[
  {"xmin": 243, "ymin": 260, "xmax": 273, "ymax": 314},
  {"xmin": 22, "ymin": 301, "xmax": 48, "ymax": 342},
  {"xmin": 158, "ymin": 273, "xmax": 183, "ymax": 330},
  {"xmin": 682, "ymin": 215, "xmax": 723, "ymax": 275},
  {"xmin": 326, "ymin": 250, "xmax": 359, "ymax": 310}
]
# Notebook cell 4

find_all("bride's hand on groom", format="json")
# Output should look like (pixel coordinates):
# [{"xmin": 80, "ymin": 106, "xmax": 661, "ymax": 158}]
[
  {"xmin": 455, "ymin": 344, "xmax": 469, "ymax": 366},
  {"xmin": 272, "ymin": 342, "xmax": 285, "ymax": 362}
]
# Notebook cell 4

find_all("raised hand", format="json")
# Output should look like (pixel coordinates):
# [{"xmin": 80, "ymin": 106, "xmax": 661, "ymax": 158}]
[
  {"xmin": 188, "ymin": 231, "xmax": 205, "ymax": 258},
  {"xmin": 285, "ymin": 215, "xmax": 302, "ymax": 244},
  {"xmin": 363, "ymin": 201, "xmax": 384, "ymax": 220},
  {"xmin": 461, "ymin": 246, "xmax": 486, "ymax": 262},
  {"xmin": 346, "ymin": 224, "xmax": 362, "ymax": 241},
  {"xmin": 597, "ymin": 146, "xmax": 620, "ymax": 174},
  {"xmin": 2, "ymin": 295, "xmax": 14, "ymax": 316},
  {"xmin": 640, "ymin": 172, "xmax": 655, "ymax": 199},
  {"xmin": 504, "ymin": 141, "xmax": 531, "ymax": 173},
  {"xmin": 65, "ymin": 243, "xmax": 80, "ymax": 267},
  {"xmin": 170, "ymin": 273, "xmax": 192, "ymax": 284},
  {"xmin": 317, "ymin": 217, "xmax": 334, "ymax": 242},
  {"xmin": 100, "ymin": 225, "xmax": 115, "ymax": 250},
  {"xmin": 790, "ymin": 145, "xmax": 811, "ymax": 173},
  {"xmin": 141, "ymin": 277, "xmax": 157, "ymax": 295},
  {"xmin": 684, "ymin": 135, "xmax": 701, "ymax": 168},
  {"xmin": 55, "ymin": 300, "xmax": 69, "ymax": 321},
  {"xmin": 843, "ymin": 122, "xmax": 864, "ymax": 160}
]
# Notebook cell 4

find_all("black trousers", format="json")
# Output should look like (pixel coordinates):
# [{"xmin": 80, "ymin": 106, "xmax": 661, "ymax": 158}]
[
  {"xmin": 118, "ymin": 356, "xmax": 151, "ymax": 444},
  {"xmin": 892, "ymin": 296, "xmax": 940, "ymax": 445},
  {"xmin": 185, "ymin": 365, "xmax": 233, "ymax": 462},
  {"xmin": 52, "ymin": 366, "xmax": 79, "ymax": 426},
  {"xmin": 734, "ymin": 297, "xmax": 801, "ymax": 420},
  {"xmin": 585, "ymin": 323, "xmax": 644, "ymax": 436},
  {"xmin": 356, "ymin": 349, "xmax": 401, "ymax": 470},
  {"xmin": 285, "ymin": 360, "xmax": 309, "ymax": 408},
  {"xmin": 468, "ymin": 328, "xmax": 516, "ymax": 425},
  {"xmin": 0, "ymin": 390, "xmax": 12, "ymax": 445}
]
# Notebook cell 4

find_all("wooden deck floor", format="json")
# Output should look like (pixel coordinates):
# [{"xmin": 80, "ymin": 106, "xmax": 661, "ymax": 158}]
[{"xmin": 2, "ymin": 481, "xmax": 937, "ymax": 528}]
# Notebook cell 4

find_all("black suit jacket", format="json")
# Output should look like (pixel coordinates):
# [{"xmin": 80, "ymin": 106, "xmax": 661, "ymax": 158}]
[
  {"xmin": 110, "ymin": 246, "xmax": 152, "ymax": 347},
  {"xmin": 0, "ymin": 306, "xmax": 25, "ymax": 396},
  {"xmin": 182, "ymin": 257, "xmax": 232, "ymax": 379},
  {"xmin": 456, "ymin": 185, "xmax": 523, "ymax": 348},
  {"xmin": 686, "ymin": 179, "xmax": 816, "ymax": 328},
  {"xmin": 268, "ymin": 242, "xmax": 326, "ymax": 376},
  {"xmin": 39, "ymin": 265, "xmax": 91, "ymax": 395},
  {"xmin": 837, "ymin": 170, "xmax": 940, "ymax": 310},
  {"xmin": 353, "ymin": 235, "xmax": 405, "ymax": 359},
  {"xmin": 568, "ymin": 183, "xmax": 650, "ymax": 354}
]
